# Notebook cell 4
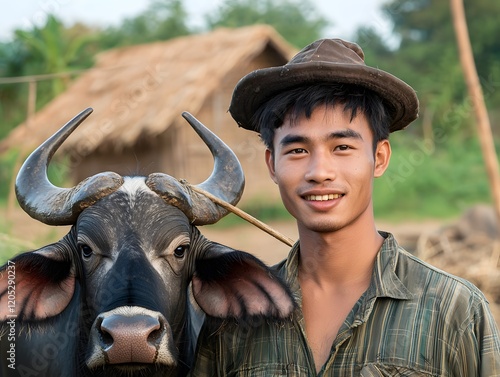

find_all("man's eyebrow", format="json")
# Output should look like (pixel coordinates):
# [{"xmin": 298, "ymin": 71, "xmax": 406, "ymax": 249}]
[
  {"xmin": 279, "ymin": 129, "xmax": 363, "ymax": 148},
  {"xmin": 279, "ymin": 134, "xmax": 310, "ymax": 148},
  {"xmin": 328, "ymin": 129, "xmax": 363, "ymax": 140}
]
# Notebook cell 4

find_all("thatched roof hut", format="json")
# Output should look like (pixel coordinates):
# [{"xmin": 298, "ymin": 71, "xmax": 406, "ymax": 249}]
[{"xmin": 1, "ymin": 25, "xmax": 296, "ymax": 204}]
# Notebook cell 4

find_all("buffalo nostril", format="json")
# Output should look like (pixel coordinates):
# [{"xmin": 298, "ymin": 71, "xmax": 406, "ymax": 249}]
[
  {"xmin": 100, "ymin": 327, "xmax": 114, "ymax": 349},
  {"xmin": 147, "ymin": 326, "xmax": 164, "ymax": 345},
  {"xmin": 99, "ymin": 314, "xmax": 163, "ymax": 364}
]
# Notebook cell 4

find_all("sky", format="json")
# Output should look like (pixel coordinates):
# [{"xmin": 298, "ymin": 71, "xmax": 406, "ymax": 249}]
[{"xmin": 0, "ymin": 0, "xmax": 393, "ymax": 44}]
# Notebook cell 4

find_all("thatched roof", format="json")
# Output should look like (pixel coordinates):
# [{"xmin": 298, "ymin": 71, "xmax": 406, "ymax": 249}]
[{"xmin": 0, "ymin": 25, "xmax": 295, "ymax": 155}]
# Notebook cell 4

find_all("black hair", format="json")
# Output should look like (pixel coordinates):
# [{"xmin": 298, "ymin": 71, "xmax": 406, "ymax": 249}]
[{"xmin": 252, "ymin": 83, "xmax": 390, "ymax": 153}]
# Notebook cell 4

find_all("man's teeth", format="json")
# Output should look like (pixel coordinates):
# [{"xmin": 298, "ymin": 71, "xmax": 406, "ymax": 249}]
[{"xmin": 305, "ymin": 194, "xmax": 342, "ymax": 201}]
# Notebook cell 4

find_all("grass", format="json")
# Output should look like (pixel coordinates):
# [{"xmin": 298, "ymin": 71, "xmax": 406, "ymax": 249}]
[
  {"xmin": 0, "ymin": 234, "xmax": 33, "ymax": 265},
  {"xmin": 0, "ymin": 216, "xmax": 31, "ymax": 265},
  {"xmin": 0, "ymin": 208, "xmax": 63, "ymax": 265},
  {"xmin": 373, "ymin": 134, "xmax": 493, "ymax": 221},
  {"xmin": 0, "ymin": 149, "xmax": 19, "ymax": 206}
]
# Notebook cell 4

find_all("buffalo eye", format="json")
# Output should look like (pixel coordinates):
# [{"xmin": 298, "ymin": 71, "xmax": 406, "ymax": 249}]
[
  {"xmin": 174, "ymin": 245, "xmax": 189, "ymax": 259},
  {"xmin": 79, "ymin": 243, "xmax": 93, "ymax": 259}
]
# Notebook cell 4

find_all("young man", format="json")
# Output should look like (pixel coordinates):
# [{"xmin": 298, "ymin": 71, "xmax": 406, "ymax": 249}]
[{"xmin": 190, "ymin": 39, "xmax": 500, "ymax": 376}]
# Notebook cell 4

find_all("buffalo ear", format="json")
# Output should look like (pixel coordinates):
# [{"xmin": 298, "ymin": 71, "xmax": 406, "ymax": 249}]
[
  {"xmin": 191, "ymin": 244, "xmax": 295, "ymax": 321},
  {"xmin": 0, "ymin": 242, "xmax": 76, "ymax": 322}
]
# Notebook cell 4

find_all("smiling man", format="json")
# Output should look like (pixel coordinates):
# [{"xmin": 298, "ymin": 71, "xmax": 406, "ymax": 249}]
[{"xmin": 189, "ymin": 39, "xmax": 500, "ymax": 376}]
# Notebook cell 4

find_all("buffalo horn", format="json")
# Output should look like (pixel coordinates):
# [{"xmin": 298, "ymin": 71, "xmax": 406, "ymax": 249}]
[
  {"xmin": 15, "ymin": 108, "xmax": 124, "ymax": 225},
  {"xmin": 146, "ymin": 112, "xmax": 245, "ymax": 225}
]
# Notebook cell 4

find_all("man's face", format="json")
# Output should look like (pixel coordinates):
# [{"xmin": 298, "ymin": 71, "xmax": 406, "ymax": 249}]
[{"xmin": 265, "ymin": 104, "xmax": 390, "ymax": 235}]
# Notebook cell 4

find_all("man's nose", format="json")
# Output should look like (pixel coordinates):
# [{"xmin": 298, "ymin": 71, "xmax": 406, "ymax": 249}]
[{"xmin": 304, "ymin": 152, "xmax": 336, "ymax": 182}]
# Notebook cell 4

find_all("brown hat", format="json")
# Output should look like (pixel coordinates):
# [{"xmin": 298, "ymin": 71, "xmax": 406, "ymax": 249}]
[{"xmin": 229, "ymin": 38, "xmax": 419, "ymax": 133}]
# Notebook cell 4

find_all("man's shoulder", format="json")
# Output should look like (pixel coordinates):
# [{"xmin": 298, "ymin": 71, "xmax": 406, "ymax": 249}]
[{"xmin": 395, "ymin": 245, "xmax": 489, "ymax": 305}]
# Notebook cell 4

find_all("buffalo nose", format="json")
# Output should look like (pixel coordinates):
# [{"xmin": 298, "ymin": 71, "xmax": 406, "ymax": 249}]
[{"xmin": 99, "ymin": 314, "xmax": 165, "ymax": 364}]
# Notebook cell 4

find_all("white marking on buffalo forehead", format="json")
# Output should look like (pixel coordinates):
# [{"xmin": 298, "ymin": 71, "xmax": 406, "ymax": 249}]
[
  {"xmin": 113, "ymin": 177, "xmax": 158, "ymax": 210},
  {"xmin": 119, "ymin": 176, "xmax": 152, "ymax": 196}
]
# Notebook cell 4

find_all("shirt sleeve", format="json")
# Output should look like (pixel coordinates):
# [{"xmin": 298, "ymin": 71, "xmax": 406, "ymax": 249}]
[
  {"xmin": 475, "ymin": 300, "xmax": 500, "ymax": 377},
  {"xmin": 455, "ymin": 294, "xmax": 500, "ymax": 376}
]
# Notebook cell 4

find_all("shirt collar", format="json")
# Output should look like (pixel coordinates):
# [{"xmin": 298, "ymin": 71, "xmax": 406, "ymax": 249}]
[
  {"xmin": 283, "ymin": 241, "xmax": 302, "ymax": 304},
  {"xmin": 369, "ymin": 231, "xmax": 413, "ymax": 300}
]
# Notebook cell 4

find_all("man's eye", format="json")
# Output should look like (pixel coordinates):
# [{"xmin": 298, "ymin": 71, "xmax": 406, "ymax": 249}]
[
  {"xmin": 290, "ymin": 148, "xmax": 306, "ymax": 154},
  {"xmin": 335, "ymin": 145, "xmax": 350, "ymax": 151}
]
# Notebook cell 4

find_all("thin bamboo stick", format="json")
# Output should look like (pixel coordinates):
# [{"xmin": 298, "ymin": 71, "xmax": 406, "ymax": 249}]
[{"xmin": 190, "ymin": 185, "xmax": 295, "ymax": 247}]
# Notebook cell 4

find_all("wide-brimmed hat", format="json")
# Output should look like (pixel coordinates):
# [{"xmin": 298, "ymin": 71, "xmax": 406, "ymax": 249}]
[{"xmin": 229, "ymin": 38, "xmax": 419, "ymax": 133}]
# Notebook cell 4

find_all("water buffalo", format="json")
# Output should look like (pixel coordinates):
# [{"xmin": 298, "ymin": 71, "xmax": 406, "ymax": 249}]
[{"xmin": 0, "ymin": 109, "xmax": 294, "ymax": 377}]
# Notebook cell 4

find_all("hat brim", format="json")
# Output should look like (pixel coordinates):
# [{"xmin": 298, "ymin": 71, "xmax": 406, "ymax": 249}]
[{"xmin": 229, "ymin": 62, "xmax": 419, "ymax": 133}]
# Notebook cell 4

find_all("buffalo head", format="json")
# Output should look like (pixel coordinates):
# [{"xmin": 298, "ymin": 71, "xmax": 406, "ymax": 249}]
[{"xmin": 0, "ymin": 109, "xmax": 294, "ymax": 377}]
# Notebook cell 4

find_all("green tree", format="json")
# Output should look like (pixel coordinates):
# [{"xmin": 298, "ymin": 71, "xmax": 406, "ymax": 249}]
[
  {"xmin": 0, "ymin": 41, "xmax": 29, "ymax": 133},
  {"xmin": 0, "ymin": 16, "xmax": 97, "ymax": 141},
  {"xmin": 353, "ymin": 0, "xmax": 500, "ymax": 218},
  {"xmin": 98, "ymin": 0, "xmax": 191, "ymax": 49},
  {"xmin": 15, "ymin": 15, "xmax": 96, "ymax": 96},
  {"xmin": 205, "ymin": 0, "xmax": 329, "ymax": 48},
  {"xmin": 356, "ymin": 0, "xmax": 500, "ymax": 140}
]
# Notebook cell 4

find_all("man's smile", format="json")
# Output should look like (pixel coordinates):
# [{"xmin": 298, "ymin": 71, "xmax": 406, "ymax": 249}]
[{"xmin": 304, "ymin": 193, "xmax": 344, "ymax": 201}]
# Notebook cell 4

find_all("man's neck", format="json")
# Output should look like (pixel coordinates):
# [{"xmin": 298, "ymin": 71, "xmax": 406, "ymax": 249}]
[
  {"xmin": 296, "ymin": 218, "xmax": 385, "ymax": 372},
  {"xmin": 297, "ymin": 220, "xmax": 384, "ymax": 288}
]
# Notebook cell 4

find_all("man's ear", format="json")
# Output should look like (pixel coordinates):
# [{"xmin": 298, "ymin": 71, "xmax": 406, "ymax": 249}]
[
  {"xmin": 265, "ymin": 149, "xmax": 278, "ymax": 184},
  {"xmin": 374, "ymin": 139, "xmax": 391, "ymax": 178}
]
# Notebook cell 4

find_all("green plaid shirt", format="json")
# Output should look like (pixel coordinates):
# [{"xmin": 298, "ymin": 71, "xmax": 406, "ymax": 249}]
[{"xmin": 190, "ymin": 232, "xmax": 500, "ymax": 376}]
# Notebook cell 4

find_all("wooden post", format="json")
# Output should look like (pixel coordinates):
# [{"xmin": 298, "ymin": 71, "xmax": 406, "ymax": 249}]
[
  {"xmin": 422, "ymin": 104, "xmax": 435, "ymax": 149},
  {"xmin": 27, "ymin": 79, "xmax": 37, "ymax": 121},
  {"xmin": 450, "ymin": 0, "xmax": 500, "ymax": 232}
]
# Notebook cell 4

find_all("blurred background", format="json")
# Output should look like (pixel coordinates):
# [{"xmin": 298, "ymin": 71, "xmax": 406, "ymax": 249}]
[{"xmin": 0, "ymin": 0, "xmax": 499, "ymax": 321}]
